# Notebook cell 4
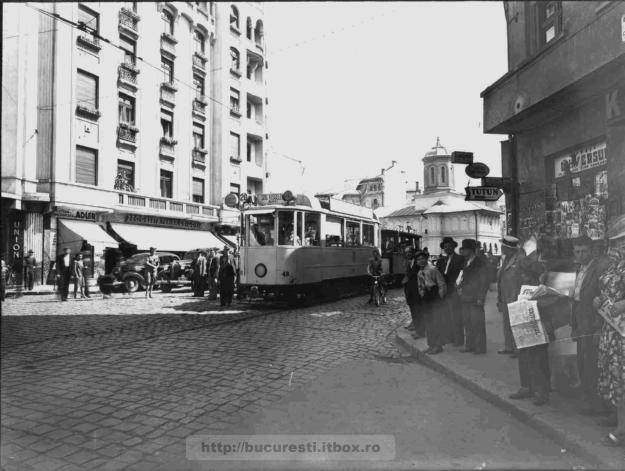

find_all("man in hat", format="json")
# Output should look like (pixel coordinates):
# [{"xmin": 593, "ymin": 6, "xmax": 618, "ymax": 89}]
[
  {"xmin": 55, "ymin": 247, "xmax": 73, "ymax": 301},
  {"xmin": 436, "ymin": 237, "xmax": 465, "ymax": 346},
  {"xmin": 456, "ymin": 239, "xmax": 490, "ymax": 354},
  {"xmin": 145, "ymin": 247, "xmax": 159, "ymax": 299},
  {"xmin": 23, "ymin": 249, "xmax": 37, "ymax": 291},
  {"xmin": 567, "ymin": 235, "xmax": 610, "ymax": 415},
  {"xmin": 207, "ymin": 248, "xmax": 219, "ymax": 300},
  {"xmin": 192, "ymin": 251, "xmax": 208, "ymax": 297},
  {"xmin": 217, "ymin": 245, "xmax": 236, "ymax": 306},
  {"xmin": 497, "ymin": 235, "xmax": 525, "ymax": 356}
]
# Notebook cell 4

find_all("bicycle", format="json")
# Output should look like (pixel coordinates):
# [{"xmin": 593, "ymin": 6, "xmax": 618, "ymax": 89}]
[{"xmin": 370, "ymin": 275, "xmax": 387, "ymax": 307}]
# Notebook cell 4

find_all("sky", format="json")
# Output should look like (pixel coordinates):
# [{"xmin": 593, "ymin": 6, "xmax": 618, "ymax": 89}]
[{"xmin": 264, "ymin": 1, "xmax": 509, "ymax": 196}]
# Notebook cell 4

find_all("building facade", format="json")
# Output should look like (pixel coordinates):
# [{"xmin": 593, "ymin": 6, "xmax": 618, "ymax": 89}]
[
  {"xmin": 1, "ymin": 2, "xmax": 267, "ymax": 287},
  {"xmin": 381, "ymin": 140, "xmax": 503, "ymax": 254},
  {"xmin": 482, "ymin": 1, "xmax": 625, "ymax": 264}
]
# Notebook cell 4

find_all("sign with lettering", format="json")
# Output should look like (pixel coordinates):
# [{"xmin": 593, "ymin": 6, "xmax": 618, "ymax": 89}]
[
  {"xmin": 465, "ymin": 186, "xmax": 503, "ymax": 201},
  {"xmin": 8, "ymin": 213, "xmax": 24, "ymax": 285},
  {"xmin": 554, "ymin": 142, "xmax": 607, "ymax": 178},
  {"xmin": 451, "ymin": 151, "xmax": 474, "ymax": 165},
  {"xmin": 124, "ymin": 213, "xmax": 202, "ymax": 229},
  {"xmin": 55, "ymin": 207, "xmax": 97, "ymax": 221},
  {"xmin": 481, "ymin": 177, "xmax": 512, "ymax": 189},
  {"xmin": 256, "ymin": 193, "xmax": 312, "ymax": 207},
  {"xmin": 465, "ymin": 162, "xmax": 490, "ymax": 179}
]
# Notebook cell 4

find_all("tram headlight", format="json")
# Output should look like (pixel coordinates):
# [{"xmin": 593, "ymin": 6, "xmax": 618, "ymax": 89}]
[{"xmin": 254, "ymin": 263, "xmax": 267, "ymax": 278}]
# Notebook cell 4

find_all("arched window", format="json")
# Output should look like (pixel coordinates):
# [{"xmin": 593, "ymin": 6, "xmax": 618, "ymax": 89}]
[
  {"xmin": 430, "ymin": 167, "xmax": 435, "ymax": 186},
  {"xmin": 372, "ymin": 198, "xmax": 379, "ymax": 209},
  {"xmin": 494, "ymin": 243, "xmax": 498, "ymax": 254},
  {"xmin": 441, "ymin": 166, "xmax": 447, "ymax": 184},
  {"xmin": 254, "ymin": 20, "xmax": 264, "ymax": 46},
  {"xmin": 246, "ymin": 17, "xmax": 252, "ymax": 39},
  {"xmin": 162, "ymin": 9, "xmax": 174, "ymax": 35},
  {"xmin": 230, "ymin": 5, "xmax": 239, "ymax": 29},
  {"xmin": 230, "ymin": 47, "xmax": 240, "ymax": 71},
  {"xmin": 194, "ymin": 30, "xmax": 205, "ymax": 54}
]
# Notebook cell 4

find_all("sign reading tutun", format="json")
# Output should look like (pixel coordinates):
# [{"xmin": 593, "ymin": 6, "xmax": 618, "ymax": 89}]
[{"xmin": 465, "ymin": 186, "xmax": 503, "ymax": 202}]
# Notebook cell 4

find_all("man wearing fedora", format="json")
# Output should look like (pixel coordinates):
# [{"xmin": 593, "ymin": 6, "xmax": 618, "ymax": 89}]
[
  {"xmin": 456, "ymin": 239, "xmax": 490, "ymax": 354},
  {"xmin": 497, "ymin": 235, "xmax": 525, "ymax": 356},
  {"xmin": 23, "ymin": 249, "xmax": 37, "ymax": 291},
  {"xmin": 217, "ymin": 245, "xmax": 236, "ymax": 306},
  {"xmin": 436, "ymin": 237, "xmax": 465, "ymax": 346}
]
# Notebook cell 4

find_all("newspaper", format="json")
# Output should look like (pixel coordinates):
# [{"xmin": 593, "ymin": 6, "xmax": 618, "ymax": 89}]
[
  {"xmin": 517, "ymin": 285, "xmax": 539, "ymax": 300},
  {"xmin": 507, "ymin": 300, "xmax": 549, "ymax": 349},
  {"xmin": 598, "ymin": 300, "xmax": 625, "ymax": 337}
]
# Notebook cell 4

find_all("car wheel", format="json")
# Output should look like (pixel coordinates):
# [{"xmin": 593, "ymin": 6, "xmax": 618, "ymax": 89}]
[{"xmin": 124, "ymin": 277, "xmax": 141, "ymax": 293}]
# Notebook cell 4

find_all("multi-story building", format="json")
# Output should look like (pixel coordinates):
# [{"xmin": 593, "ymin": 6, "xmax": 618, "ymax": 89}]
[
  {"xmin": 482, "ymin": 1, "xmax": 625, "ymax": 264},
  {"xmin": 1, "ymin": 2, "xmax": 268, "ymax": 287},
  {"xmin": 210, "ymin": 2, "xmax": 269, "ymax": 230}
]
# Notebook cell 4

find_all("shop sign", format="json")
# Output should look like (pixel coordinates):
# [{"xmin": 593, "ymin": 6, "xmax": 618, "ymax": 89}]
[
  {"xmin": 56, "ymin": 207, "xmax": 97, "ymax": 221},
  {"xmin": 465, "ymin": 186, "xmax": 503, "ymax": 201},
  {"xmin": 256, "ymin": 193, "xmax": 312, "ymax": 207},
  {"xmin": 465, "ymin": 162, "xmax": 490, "ymax": 179},
  {"xmin": 451, "ymin": 151, "xmax": 474, "ymax": 164},
  {"xmin": 124, "ymin": 213, "xmax": 202, "ymax": 229},
  {"xmin": 554, "ymin": 142, "xmax": 607, "ymax": 178}
]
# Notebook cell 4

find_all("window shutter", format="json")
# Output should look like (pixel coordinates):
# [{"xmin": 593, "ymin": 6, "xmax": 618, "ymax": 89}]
[
  {"xmin": 76, "ymin": 147, "xmax": 97, "ymax": 186},
  {"xmin": 77, "ymin": 71, "xmax": 97, "ymax": 109},
  {"xmin": 193, "ymin": 178, "xmax": 204, "ymax": 197}
]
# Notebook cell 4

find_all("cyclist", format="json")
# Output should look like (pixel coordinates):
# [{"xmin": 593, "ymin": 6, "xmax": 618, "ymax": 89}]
[{"xmin": 367, "ymin": 248, "xmax": 386, "ymax": 304}]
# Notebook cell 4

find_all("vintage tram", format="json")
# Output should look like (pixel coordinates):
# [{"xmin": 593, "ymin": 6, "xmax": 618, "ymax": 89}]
[
  {"xmin": 236, "ymin": 193, "xmax": 381, "ymax": 302},
  {"xmin": 381, "ymin": 229, "xmax": 421, "ymax": 286}
]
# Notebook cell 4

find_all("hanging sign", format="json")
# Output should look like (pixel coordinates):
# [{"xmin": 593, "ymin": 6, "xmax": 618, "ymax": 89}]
[
  {"xmin": 554, "ymin": 142, "xmax": 607, "ymax": 178},
  {"xmin": 451, "ymin": 151, "xmax": 474, "ymax": 164},
  {"xmin": 465, "ymin": 186, "xmax": 503, "ymax": 201},
  {"xmin": 465, "ymin": 162, "xmax": 490, "ymax": 179}
]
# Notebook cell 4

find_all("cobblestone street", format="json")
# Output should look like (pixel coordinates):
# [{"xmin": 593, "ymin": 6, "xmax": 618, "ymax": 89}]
[{"xmin": 1, "ymin": 290, "xmax": 410, "ymax": 470}]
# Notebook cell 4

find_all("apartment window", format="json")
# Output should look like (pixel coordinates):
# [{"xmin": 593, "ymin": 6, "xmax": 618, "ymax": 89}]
[
  {"xmin": 247, "ymin": 52, "xmax": 263, "ymax": 82},
  {"xmin": 246, "ymin": 100, "xmax": 252, "ymax": 119},
  {"xmin": 160, "ymin": 169, "xmax": 173, "ymax": 198},
  {"xmin": 230, "ymin": 88, "xmax": 240, "ymax": 114},
  {"xmin": 230, "ymin": 183, "xmax": 241, "ymax": 195},
  {"xmin": 122, "ymin": 2, "xmax": 137, "ymax": 12},
  {"xmin": 162, "ymin": 9, "xmax": 174, "ymax": 35},
  {"xmin": 246, "ymin": 17, "xmax": 252, "ymax": 39},
  {"xmin": 230, "ymin": 132, "xmax": 240, "ymax": 160},
  {"xmin": 193, "ymin": 123, "xmax": 205, "ymax": 149},
  {"xmin": 161, "ymin": 56, "xmax": 174, "ymax": 83},
  {"xmin": 76, "ymin": 146, "xmax": 97, "ymax": 186},
  {"xmin": 195, "ymin": 2, "xmax": 207, "ymax": 12},
  {"xmin": 193, "ymin": 74, "xmax": 205, "ymax": 98},
  {"xmin": 254, "ymin": 20, "xmax": 263, "ymax": 46},
  {"xmin": 246, "ymin": 142, "xmax": 252, "ymax": 162},
  {"xmin": 194, "ymin": 30, "xmax": 205, "ymax": 54},
  {"xmin": 78, "ymin": 4, "xmax": 99, "ymax": 34},
  {"xmin": 76, "ymin": 69, "xmax": 98, "ymax": 110},
  {"xmin": 119, "ymin": 35, "xmax": 136, "ymax": 65},
  {"xmin": 230, "ymin": 47, "xmax": 240, "ymax": 71},
  {"xmin": 192, "ymin": 177, "xmax": 205, "ymax": 203},
  {"xmin": 161, "ymin": 109, "xmax": 174, "ymax": 137},
  {"xmin": 115, "ymin": 160, "xmax": 135, "ymax": 191},
  {"xmin": 230, "ymin": 5, "xmax": 239, "ymax": 29},
  {"xmin": 538, "ymin": 1, "xmax": 562, "ymax": 47},
  {"xmin": 118, "ymin": 93, "xmax": 135, "ymax": 124}
]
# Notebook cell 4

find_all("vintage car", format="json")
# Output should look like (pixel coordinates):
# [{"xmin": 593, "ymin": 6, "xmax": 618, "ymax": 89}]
[{"xmin": 98, "ymin": 252, "xmax": 192, "ymax": 293}]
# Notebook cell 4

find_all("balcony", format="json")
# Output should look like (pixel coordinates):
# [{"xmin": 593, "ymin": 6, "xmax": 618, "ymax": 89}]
[
  {"xmin": 160, "ymin": 82, "xmax": 177, "ymax": 107},
  {"xmin": 192, "ymin": 52, "xmax": 207, "ymax": 73},
  {"xmin": 160, "ymin": 32, "xmax": 177, "ymax": 57},
  {"xmin": 230, "ymin": 104, "xmax": 241, "ymax": 118},
  {"xmin": 117, "ymin": 64, "xmax": 139, "ymax": 91},
  {"xmin": 192, "ymin": 97, "xmax": 207, "ymax": 119},
  {"xmin": 118, "ymin": 8, "xmax": 139, "ymax": 38},
  {"xmin": 76, "ymin": 32, "xmax": 101, "ymax": 53},
  {"xmin": 117, "ymin": 123, "xmax": 138, "ymax": 147},
  {"xmin": 75, "ymin": 105, "xmax": 101, "ymax": 121},
  {"xmin": 192, "ymin": 148, "xmax": 208, "ymax": 166},
  {"xmin": 116, "ymin": 191, "xmax": 219, "ymax": 221},
  {"xmin": 159, "ymin": 137, "xmax": 177, "ymax": 161}
]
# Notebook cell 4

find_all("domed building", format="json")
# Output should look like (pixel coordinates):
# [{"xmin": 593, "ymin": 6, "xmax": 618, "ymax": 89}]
[{"xmin": 382, "ymin": 138, "xmax": 504, "ymax": 255}]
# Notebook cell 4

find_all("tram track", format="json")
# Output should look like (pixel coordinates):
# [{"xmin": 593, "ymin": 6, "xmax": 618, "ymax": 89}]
[{"xmin": 1, "ymin": 289, "xmax": 376, "ymax": 366}]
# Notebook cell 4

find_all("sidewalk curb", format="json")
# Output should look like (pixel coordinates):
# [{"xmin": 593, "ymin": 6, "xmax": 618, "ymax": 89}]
[{"xmin": 395, "ymin": 331, "xmax": 616, "ymax": 470}]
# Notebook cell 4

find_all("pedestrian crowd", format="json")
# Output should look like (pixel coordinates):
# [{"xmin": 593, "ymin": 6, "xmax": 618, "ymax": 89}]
[
  {"xmin": 401, "ymin": 230, "xmax": 625, "ymax": 447},
  {"xmin": 188, "ymin": 245, "xmax": 238, "ymax": 307}
]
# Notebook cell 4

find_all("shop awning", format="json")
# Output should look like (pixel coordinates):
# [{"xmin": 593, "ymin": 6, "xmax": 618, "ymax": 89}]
[
  {"xmin": 110, "ymin": 223, "xmax": 225, "ymax": 252},
  {"xmin": 58, "ymin": 219, "xmax": 118, "ymax": 247}
]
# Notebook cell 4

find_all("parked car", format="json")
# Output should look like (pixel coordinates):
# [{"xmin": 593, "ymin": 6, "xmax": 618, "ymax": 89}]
[{"xmin": 98, "ymin": 252, "xmax": 192, "ymax": 293}]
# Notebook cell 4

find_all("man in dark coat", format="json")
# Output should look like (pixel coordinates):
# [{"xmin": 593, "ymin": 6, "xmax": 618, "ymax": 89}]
[
  {"xmin": 404, "ymin": 247, "xmax": 426, "ymax": 339},
  {"xmin": 567, "ymin": 235, "xmax": 610, "ymax": 415},
  {"xmin": 23, "ymin": 250, "xmax": 37, "ymax": 291},
  {"xmin": 55, "ymin": 247, "xmax": 73, "ymax": 301},
  {"xmin": 192, "ymin": 251, "xmax": 208, "ymax": 297},
  {"xmin": 497, "ymin": 236, "xmax": 525, "ymax": 355},
  {"xmin": 457, "ymin": 239, "xmax": 490, "ymax": 354},
  {"xmin": 218, "ymin": 246, "xmax": 236, "ymax": 307},
  {"xmin": 436, "ymin": 237, "xmax": 465, "ymax": 346}
]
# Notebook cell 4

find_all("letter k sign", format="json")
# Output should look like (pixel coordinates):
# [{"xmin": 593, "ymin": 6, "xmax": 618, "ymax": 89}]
[{"xmin": 606, "ymin": 89, "xmax": 622, "ymax": 120}]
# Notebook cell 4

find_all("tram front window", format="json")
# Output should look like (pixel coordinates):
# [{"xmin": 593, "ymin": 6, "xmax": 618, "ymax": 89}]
[
  {"xmin": 346, "ymin": 221, "xmax": 360, "ymax": 247},
  {"xmin": 248, "ymin": 213, "xmax": 275, "ymax": 246},
  {"xmin": 363, "ymin": 224, "xmax": 374, "ymax": 247},
  {"xmin": 304, "ymin": 212, "xmax": 320, "ymax": 246},
  {"xmin": 278, "ymin": 211, "xmax": 300, "ymax": 246}
]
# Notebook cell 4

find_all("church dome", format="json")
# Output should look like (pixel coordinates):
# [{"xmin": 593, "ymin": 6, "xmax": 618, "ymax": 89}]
[{"xmin": 424, "ymin": 137, "xmax": 449, "ymax": 158}]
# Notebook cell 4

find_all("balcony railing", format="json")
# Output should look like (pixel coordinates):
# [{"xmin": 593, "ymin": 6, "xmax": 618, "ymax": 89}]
[
  {"xmin": 186, "ymin": 204, "xmax": 200, "ymax": 214},
  {"xmin": 192, "ymin": 98, "xmax": 207, "ymax": 116},
  {"xmin": 77, "ymin": 32, "xmax": 101, "ymax": 52},
  {"xmin": 119, "ymin": 9, "xmax": 139, "ymax": 37},
  {"xmin": 118, "ymin": 65, "xmax": 139, "ymax": 90},
  {"xmin": 159, "ymin": 137, "xmax": 177, "ymax": 160},
  {"xmin": 117, "ymin": 192, "xmax": 219, "ymax": 219},
  {"xmin": 117, "ymin": 124, "xmax": 138, "ymax": 145},
  {"xmin": 161, "ymin": 33, "xmax": 177, "ymax": 56},
  {"xmin": 192, "ymin": 148, "xmax": 207, "ymax": 164},
  {"xmin": 192, "ymin": 52, "xmax": 207, "ymax": 72},
  {"xmin": 160, "ymin": 82, "xmax": 177, "ymax": 107}
]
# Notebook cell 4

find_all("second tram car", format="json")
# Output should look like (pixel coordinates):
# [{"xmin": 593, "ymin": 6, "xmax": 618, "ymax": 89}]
[{"xmin": 237, "ymin": 193, "xmax": 381, "ymax": 301}]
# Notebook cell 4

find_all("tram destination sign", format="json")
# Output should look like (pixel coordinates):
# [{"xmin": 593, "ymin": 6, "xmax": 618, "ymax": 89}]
[{"xmin": 465, "ymin": 186, "xmax": 503, "ymax": 202}]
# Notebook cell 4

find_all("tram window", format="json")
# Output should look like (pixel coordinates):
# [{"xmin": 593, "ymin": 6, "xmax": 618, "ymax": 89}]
[
  {"xmin": 278, "ymin": 211, "xmax": 300, "ymax": 245},
  {"xmin": 248, "ymin": 213, "xmax": 275, "ymax": 246},
  {"xmin": 325, "ymin": 216, "xmax": 344, "ymax": 247},
  {"xmin": 304, "ymin": 212, "xmax": 320, "ymax": 246},
  {"xmin": 362, "ymin": 224, "xmax": 374, "ymax": 247},
  {"xmin": 346, "ymin": 221, "xmax": 360, "ymax": 247}
]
